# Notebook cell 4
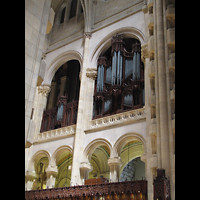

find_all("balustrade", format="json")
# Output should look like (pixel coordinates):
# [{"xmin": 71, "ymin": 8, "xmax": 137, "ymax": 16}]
[{"xmin": 25, "ymin": 180, "xmax": 147, "ymax": 200}]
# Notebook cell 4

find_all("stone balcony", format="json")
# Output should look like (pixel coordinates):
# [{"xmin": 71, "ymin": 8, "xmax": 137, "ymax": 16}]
[
  {"xmin": 87, "ymin": 107, "xmax": 146, "ymax": 131},
  {"xmin": 34, "ymin": 125, "xmax": 76, "ymax": 144}
]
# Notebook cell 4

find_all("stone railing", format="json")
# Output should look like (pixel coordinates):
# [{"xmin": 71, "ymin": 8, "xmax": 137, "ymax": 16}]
[
  {"xmin": 25, "ymin": 180, "xmax": 147, "ymax": 199},
  {"xmin": 87, "ymin": 107, "xmax": 145, "ymax": 131},
  {"xmin": 34, "ymin": 125, "xmax": 76, "ymax": 144}
]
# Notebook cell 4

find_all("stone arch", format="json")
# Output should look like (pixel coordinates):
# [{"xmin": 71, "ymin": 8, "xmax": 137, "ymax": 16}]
[
  {"xmin": 28, "ymin": 150, "xmax": 51, "ymax": 172},
  {"xmin": 50, "ymin": 145, "xmax": 73, "ymax": 166},
  {"xmin": 83, "ymin": 138, "xmax": 112, "ymax": 162},
  {"xmin": 112, "ymin": 132, "xmax": 146, "ymax": 158},
  {"xmin": 42, "ymin": 50, "xmax": 83, "ymax": 85},
  {"xmin": 51, "ymin": 145, "xmax": 73, "ymax": 187},
  {"xmin": 91, "ymin": 26, "xmax": 145, "ymax": 69}
]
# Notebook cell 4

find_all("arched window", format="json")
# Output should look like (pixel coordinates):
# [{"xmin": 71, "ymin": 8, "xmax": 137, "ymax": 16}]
[
  {"xmin": 69, "ymin": 0, "xmax": 78, "ymax": 19},
  {"xmin": 40, "ymin": 60, "xmax": 80, "ymax": 132},
  {"xmin": 60, "ymin": 7, "xmax": 66, "ymax": 24},
  {"xmin": 93, "ymin": 34, "xmax": 145, "ymax": 119}
]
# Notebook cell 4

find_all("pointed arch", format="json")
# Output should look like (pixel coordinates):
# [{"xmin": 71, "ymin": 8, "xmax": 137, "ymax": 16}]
[
  {"xmin": 28, "ymin": 150, "xmax": 51, "ymax": 171},
  {"xmin": 42, "ymin": 50, "xmax": 83, "ymax": 85},
  {"xmin": 91, "ymin": 26, "xmax": 145, "ymax": 68},
  {"xmin": 112, "ymin": 132, "xmax": 146, "ymax": 158},
  {"xmin": 51, "ymin": 145, "xmax": 73, "ymax": 166},
  {"xmin": 83, "ymin": 138, "xmax": 112, "ymax": 161}
]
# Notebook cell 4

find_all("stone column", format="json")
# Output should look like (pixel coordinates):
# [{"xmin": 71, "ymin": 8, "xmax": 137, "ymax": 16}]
[
  {"xmin": 25, "ymin": 171, "xmax": 37, "ymax": 190},
  {"xmin": 46, "ymin": 166, "xmax": 58, "ymax": 188},
  {"xmin": 47, "ymin": 82, "xmax": 57, "ymax": 109},
  {"xmin": 70, "ymin": 32, "xmax": 92, "ymax": 185},
  {"xmin": 85, "ymin": 68, "xmax": 97, "ymax": 124},
  {"xmin": 80, "ymin": 162, "xmax": 93, "ymax": 185},
  {"xmin": 156, "ymin": 0, "xmax": 170, "ymax": 177},
  {"xmin": 108, "ymin": 157, "xmax": 122, "ymax": 182}
]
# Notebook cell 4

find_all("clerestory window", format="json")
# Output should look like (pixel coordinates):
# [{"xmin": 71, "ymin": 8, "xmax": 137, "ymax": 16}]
[
  {"xmin": 69, "ymin": 0, "xmax": 78, "ymax": 19},
  {"xmin": 60, "ymin": 7, "xmax": 66, "ymax": 24},
  {"xmin": 93, "ymin": 34, "xmax": 145, "ymax": 119}
]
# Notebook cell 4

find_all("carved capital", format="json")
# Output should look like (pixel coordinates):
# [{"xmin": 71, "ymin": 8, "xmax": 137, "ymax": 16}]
[
  {"xmin": 84, "ymin": 32, "xmax": 92, "ymax": 39},
  {"xmin": 38, "ymin": 85, "xmax": 51, "ymax": 97},
  {"xmin": 86, "ymin": 68, "xmax": 97, "ymax": 80},
  {"xmin": 141, "ymin": 43, "xmax": 149, "ymax": 63},
  {"xmin": 41, "ymin": 52, "xmax": 46, "ymax": 60},
  {"xmin": 108, "ymin": 157, "xmax": 122, "ymax": 167}
]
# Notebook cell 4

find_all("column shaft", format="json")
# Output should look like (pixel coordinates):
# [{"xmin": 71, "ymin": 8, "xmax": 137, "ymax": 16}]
[{"xmin": 156, "ymin": 0, "xmax": 170, "ymax": 176}]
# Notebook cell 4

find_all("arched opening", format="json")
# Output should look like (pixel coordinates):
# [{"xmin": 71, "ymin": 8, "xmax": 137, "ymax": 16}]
[
  {"xmin": 32, "ymin": 157, "xmax": 49, "ymax": 190},
  {"xmin": 60, "ymin": 7, "xmax": 66, "ymax": 24},
  {"xmin": 88, "ymin": 145, "xmax": 110, "ymax": 181},
  {"xmin": 119, "ymin": 141, "xmax": 145, "ymax": 181},
  {"xmin": 83, "ymin": 139, "xmax": 112, "ymax": 184},
  {"xmin": 40, "ymin": 60, "xmax": 80, "ymax": 132},
  {"xmin": 69, "ymin": 0, "xmax": 78, "ymax": 19},
  {"xmin": 29, "ymin": 151, "xmax": 50, "ymax": 190},
  {"xmin": 55, "ymin": 149, "xmax": 73, "ymax": 187},
  {"xmin": 93, "ymin": 33, "xmax": 145, "ymax": 119}
]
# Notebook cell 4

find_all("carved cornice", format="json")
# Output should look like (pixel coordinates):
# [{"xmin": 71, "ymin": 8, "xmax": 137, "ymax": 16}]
[
  {"xmin": 86, "ymin": 68, "xmax": 97, "ymax": 80},
  {"xmin": 87, "ymin": 107, "xmax": 146, "ymax": 131},
  {"xmin": 38, "ymin": 85, "xmax": 51, "ymax": 97},
  {"xmin": 34, "ymin": 125, "xmax": 76, "ymax": 144}
]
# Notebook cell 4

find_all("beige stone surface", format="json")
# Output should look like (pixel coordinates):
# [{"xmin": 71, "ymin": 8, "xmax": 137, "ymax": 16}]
[{"xmin": 25, "ymin": 0, "xmax": 175, "ymax": 199}]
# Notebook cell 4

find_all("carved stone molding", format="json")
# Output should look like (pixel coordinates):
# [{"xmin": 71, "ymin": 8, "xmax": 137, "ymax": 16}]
[
  {"xmin": 141, "ymin": 43, "xmax": 149, "ymax": 63},
  {"xmin": 84, "ymin": 32, "xmax": 92, "ymax": 39},
  {"xmin": 86, "ymin": 68, "xmax": 97, "ymax": 80},
  {"xmin": 34, "ymin": 125, "xmax": 76, "ymax": 144},
  {"xmin": 38, "ymin": 85, "xmax": 51, "ymax": 97},
  {"xmin": 87, "ymin": 107, "xmax": 146, "ymax": 131}
]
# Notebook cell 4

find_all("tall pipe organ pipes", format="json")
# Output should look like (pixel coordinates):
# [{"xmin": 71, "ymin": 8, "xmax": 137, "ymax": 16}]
[
  {"xmin": 136, "ymin": 52, "xmax": 141, "ymax": 80},
  {"xmin": 93, "ymin": 34, "xmax": 144, "ymax": 119},
  {"xmin": 112, "ymin": 51, "xmax": 117, "ymax": 85},
  {"xmin": 133, "ymin": 52, "xmax": 137, "ymax": 80}
]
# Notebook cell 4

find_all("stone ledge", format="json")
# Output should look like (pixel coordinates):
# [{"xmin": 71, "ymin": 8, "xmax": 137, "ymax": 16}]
[
  {"xmin": 33, "ymin": 125, "xmax": 76, "ymax": 144},
  {"xmin": 86, "ymin": 107, "xmax": 146, "ymax": 133}
]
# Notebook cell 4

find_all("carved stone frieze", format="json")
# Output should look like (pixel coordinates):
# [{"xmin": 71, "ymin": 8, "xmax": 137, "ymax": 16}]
[
  {"xmin": 86, "ymin": 68, "xmax": 97, "ymax": 80},
  {"xmin": 88, "ymin": 107, "xmax": 146, "ymax": 130}
]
